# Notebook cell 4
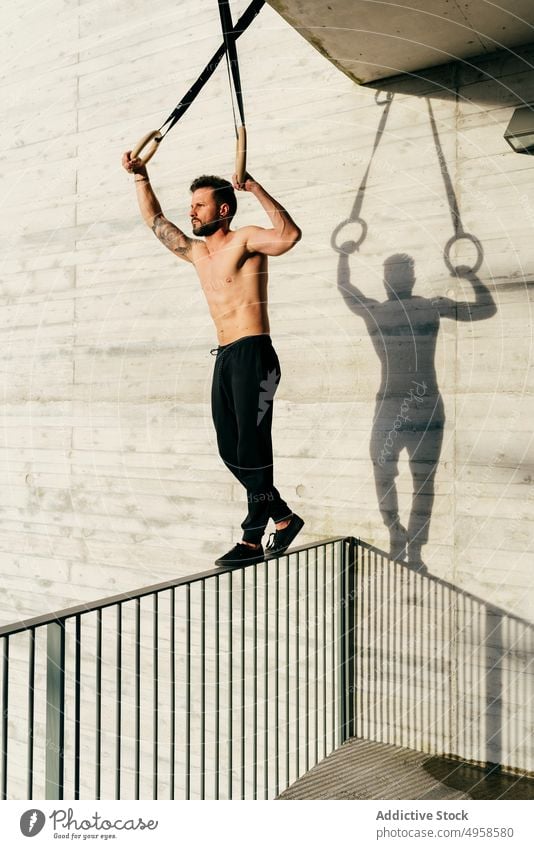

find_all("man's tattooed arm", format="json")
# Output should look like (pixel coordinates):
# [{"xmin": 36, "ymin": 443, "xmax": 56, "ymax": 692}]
[
  {"xmin": 128, "ymin": 168, "xmax": 196, "ymax": 262},
  {"xmin": 151, "ymin": 213, "xmax": 193, "ymax": 262}
]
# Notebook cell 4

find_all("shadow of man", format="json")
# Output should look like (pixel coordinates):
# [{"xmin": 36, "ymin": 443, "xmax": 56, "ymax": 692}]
[{"xmin": 337, "ymin": 250, "xmax": 497, "ymax": 570}]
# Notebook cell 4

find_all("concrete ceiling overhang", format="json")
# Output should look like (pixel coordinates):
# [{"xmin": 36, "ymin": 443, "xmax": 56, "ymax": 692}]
[{"xmin": 267, "ymin": 1, "xmax": 534, "ymax": 83}]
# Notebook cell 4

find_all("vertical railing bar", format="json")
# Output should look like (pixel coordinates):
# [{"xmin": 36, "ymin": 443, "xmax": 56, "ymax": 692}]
[
  {"xmin": 27, "ymin": 629, "xmax": 35, "ymax": 800},
  {"xmin": 2, "ymin": 636, "xmax": 9, "ymax": 800},
  {"xmin": 135, "ymin": 598, "xmax": 140, "ymax": 801},
  {"xmin": 350, "ymin": 540, "xmax": 355, "ymax": 739},
  {"xmin": 153, "ymin": 593, "xmax": 159, "ymax": 801},
  {"xmin": 347, "ymin": 541, "xmax": 352, "ymax": 741},
  {"xmin": 402, "ymin": 548, "xmax": 406, "ymax": 746},
  {"xmin": 338, "ymin": 540, "xmax": 346, "ymax": 746},
  {"xmin": 322, "ymin": 545, "xmax": 327, "ymax": 759},
  {"xmin": 274, "ymin": 559, "xmax": 280, "ymax": 797},
  {"xmin": 364, "ymin": 545, "xmax": 369, "ymax": 743},
  {"xmin": 285, "ymin": 555, "xmax": 290, "ymax": 788},
  {"xmin": 385, "ymin": 551, "xmax": 391, "ymax": 746},
  {"xmin": 378, "ymin": 552, "xmax": 384, "ymax": 746},
  {"xmin": 74, "ymin": 615, "xmax": 81, "ymax": 800},
  {"xmin": 95, "ymin": 610, "xmax": 102, "ymax": 800},
  {"xmin": 364, "ymin": 536, "xmax": 368, "ymax": 737},
  {"xmin": 361, "ymin": 542, "xmax": 367, "ymax": 742},
  {"xmin": 227, "ymin": 572, "xmax": 233, "ymax": 801},
  {"xmin": 200, "ymin": 579, "xmax": 205, "ymax": 800},
  {"xmin": 349, "ymin": 538, "xmax": 357, "ymax": 739},
  {"xmin": 314, "ymin": 548, "xmax": 319, "ymax": 766},
  {"xmin": 115, "ymin": 604, "xmax": 122, "ymax": 801},
  {"xmin": 170, "ymin": 588, "xmax": 176, "ymax": 801},
  {"xmin": 356, "ymin": 544, "xmax": 362, "ymax": 742},
  {"xmin": 383, "ymin": 551, "xmax": 390, "ymax": 745},
  {"xmin": 366, "ymin": 548, "xmax": 372, "ymax": 743},
  {"xmin": 376, "ymin": 551, "xmax": 381, "ymax": 745},
  {"xmin": 240, "ymin": 569, "xmax": 245, "ymax": 800},
  {"xmin": 330, "ymin": 542, "xmax": 336, "ymax": 751},
  {"xmin": 263, "ymin": 563, "xmax": 268, "ymax": 800},
  {"xmin": 305, "ymin": 547, "xmax": 310, "ymax": 774},
  {"xmin": 215, "ymin": 575, "xmax": 220, "ymax": 801},
  {"xmin": 185, "ymin": 585, "xmax": 191, "ymax": 801},
  {"xmin": 253, "ymin": 563, "xmax": 258, "ymax": 800},
  {"xmin": 45, "ymin": 621, "xmax": 65, "ymax": 800},
  {"xmin": 295, "ymin": 550, "xmax": 300, "ymax": 778},
  {"xmin": 418, "ymin": 568, "xmax": 425, "ymax": 748}
]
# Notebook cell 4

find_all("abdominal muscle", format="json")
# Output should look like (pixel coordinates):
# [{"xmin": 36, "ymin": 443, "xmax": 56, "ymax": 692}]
[{"xmin": 195, "ymin": 249, "xmax": 270, "ymax": 345}]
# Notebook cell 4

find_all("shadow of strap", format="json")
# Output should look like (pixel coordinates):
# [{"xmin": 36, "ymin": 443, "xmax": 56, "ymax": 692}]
[{"xmin": 331, "ymin": 92, "xmax": 393, "ymax": 255}]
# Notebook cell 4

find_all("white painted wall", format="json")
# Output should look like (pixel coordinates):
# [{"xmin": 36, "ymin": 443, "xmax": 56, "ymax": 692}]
[{"xmin": 1, "ymin": 0, "xmax": 533, "ymax": 778}]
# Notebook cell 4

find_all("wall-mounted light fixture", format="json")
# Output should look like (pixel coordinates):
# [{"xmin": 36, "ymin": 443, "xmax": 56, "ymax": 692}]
[{"xmin": 504, "ymin": 105, "xmax": 534, "ymax": 154}]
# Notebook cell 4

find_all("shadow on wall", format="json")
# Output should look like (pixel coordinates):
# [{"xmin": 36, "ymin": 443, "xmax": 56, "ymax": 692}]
[
  {"xmin": 337, "ymin": 252, "xmax": 496, "ymax": 569},
  {"xmin": 333, "ymin": 93, "xmax": 497, "ymax": 570},
  {"xmin": 346, "ymin": 542, "xmax": 534, "ymax": 779}
]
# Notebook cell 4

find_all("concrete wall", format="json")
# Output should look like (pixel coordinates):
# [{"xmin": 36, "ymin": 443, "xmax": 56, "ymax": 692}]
[
  {"xmin": 269, "ymin": 0, "xmax": 534, "ymax": 84},
  {"xmin": 1, "ymin": 0, "xmax": 533, "ymax": 776}
]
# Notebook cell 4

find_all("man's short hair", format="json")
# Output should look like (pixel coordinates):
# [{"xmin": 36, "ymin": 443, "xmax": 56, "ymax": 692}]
[{"xmin": 190, "ymin": 175, "xmax": 237, "ymax": 222}]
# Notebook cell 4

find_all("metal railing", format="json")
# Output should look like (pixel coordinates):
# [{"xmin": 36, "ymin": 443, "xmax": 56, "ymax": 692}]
[
  {"xmin": 0, "ymin": 537, "xmax": 356, "ymax": 800},
  {"xmin": 2, "ymin": 535, "xmax": 532, "ymax": 798}
]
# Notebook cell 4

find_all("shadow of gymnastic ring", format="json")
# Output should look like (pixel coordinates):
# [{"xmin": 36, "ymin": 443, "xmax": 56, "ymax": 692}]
[
  {"xmin": 444, "ymin": 232, "xmax": 484, "ymax": 275},
  {"xmin": 331, "ymin": 217, "xmax": 368, "ymax": 255}
]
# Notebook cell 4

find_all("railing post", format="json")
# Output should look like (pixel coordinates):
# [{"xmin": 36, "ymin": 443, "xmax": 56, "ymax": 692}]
[
  {"xmin": 347, "ymin": 537, "xmax": 357, "ymax": 739},
  {"xmin": 45, "ymin": 621, "xmax": 65, "ymax": 800},
  {"xmin": 338, "ymin": 538, "xmax": 356, "ymax": 745},
  {"xmin": 2, "ymin": 637, "xmax": 9, "ymax": 800}
]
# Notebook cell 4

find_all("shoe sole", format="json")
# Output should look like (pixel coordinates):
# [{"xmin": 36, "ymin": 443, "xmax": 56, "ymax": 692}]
[
  {"xmin": 265, "ymin": 516, "xmax": 305, "ymax": 560},
  {"xmin": 214, "ymin": 552, "xmax": 265, "ymax": 567}
]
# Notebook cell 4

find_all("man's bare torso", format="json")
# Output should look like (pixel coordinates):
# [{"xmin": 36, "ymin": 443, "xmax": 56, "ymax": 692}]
[{"xmin": 191, "ymin": 227, "xmax": 270, "ymax": 345}]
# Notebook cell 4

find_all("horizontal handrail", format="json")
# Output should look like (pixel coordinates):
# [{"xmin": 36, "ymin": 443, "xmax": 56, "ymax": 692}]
[{"xmin": 0, "ymin": 536, "xmax": 350, "ymax": 638}]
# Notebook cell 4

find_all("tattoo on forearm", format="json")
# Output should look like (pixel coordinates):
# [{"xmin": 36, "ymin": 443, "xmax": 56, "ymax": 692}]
[{"xmin": 151, "ymin": 213, "xmax": 190, "ymax": 256}]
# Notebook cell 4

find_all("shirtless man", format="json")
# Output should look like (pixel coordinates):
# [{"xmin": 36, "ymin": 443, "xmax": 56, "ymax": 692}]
[{"xmin": 122, "ymin": 151, "xmax": 304, "ymax": 565}]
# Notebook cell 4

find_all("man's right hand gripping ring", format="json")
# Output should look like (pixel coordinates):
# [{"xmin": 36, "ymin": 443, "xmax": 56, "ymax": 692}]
[
  {"xmin": 131, "ymin": 130, "xmax": 163, "ymax": 166},
  {"xmin": 331, "ymin": 218, "xmax": 368, "ymax": 255}
]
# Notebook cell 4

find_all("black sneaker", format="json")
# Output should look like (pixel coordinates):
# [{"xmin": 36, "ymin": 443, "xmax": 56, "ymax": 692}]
[
  {"xmin": 265, "ymin": 514, "xmax": 305, "ymax": 560},
  {"xmin": 215, "ymin": 542, "xmax": 264, "ymax": 567}
]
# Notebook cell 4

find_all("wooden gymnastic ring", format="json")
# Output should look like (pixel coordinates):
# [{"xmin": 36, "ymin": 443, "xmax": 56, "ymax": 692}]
[
  {"xmin": 236, "ymin": 125, "xmax": 247, "ymax": 185},
  {"xmin": 131, "ymin": 129, "xmax": 163, "ymax": 166}
]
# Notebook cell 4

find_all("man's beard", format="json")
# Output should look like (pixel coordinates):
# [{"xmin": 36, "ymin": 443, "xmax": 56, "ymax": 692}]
[{"xmin": 192, "ymin": 219, "xmax": 223, "ymax": 237}]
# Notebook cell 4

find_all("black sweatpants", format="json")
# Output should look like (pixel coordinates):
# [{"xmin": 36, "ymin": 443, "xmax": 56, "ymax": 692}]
[{"xmin": 211, "ymin": 333, "xmax": 291, "ymax": 544}]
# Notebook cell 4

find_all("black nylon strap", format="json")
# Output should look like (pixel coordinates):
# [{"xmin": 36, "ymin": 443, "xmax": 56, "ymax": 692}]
[
  {"xmin": 218, "ymin": 0, "xmax": 246, "ymax": 128},
  {"xmin": 158, "ymin": 0, "xmax": 264, "ymax": 137}
]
